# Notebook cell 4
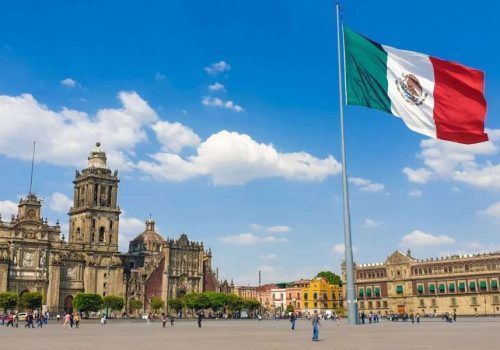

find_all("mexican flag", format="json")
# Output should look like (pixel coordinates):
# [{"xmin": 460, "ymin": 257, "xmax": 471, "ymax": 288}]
[{"xmin": 343, "ymin": 26, "xmax": 488, "ymax": 144}]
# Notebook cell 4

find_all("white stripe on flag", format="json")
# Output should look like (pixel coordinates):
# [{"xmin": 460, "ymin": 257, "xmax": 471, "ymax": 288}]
[{"xmin": 383, "ymin": 45, "xmax": 436, "ymax": 138}]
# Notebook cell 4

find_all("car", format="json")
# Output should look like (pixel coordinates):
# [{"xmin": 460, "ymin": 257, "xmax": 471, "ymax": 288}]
[{"xmin": 16, "ymin": 312, "xmax": 28, "ymax": 319}]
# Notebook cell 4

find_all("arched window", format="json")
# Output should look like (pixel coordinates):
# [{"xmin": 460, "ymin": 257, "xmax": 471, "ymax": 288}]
[
  {"xmin": 99, "ymin": 227, "xmax": 105, "ymax": 242},
  {"xmin": 76, "ymin": 227, "xmax": 81, "ymax": 239}
]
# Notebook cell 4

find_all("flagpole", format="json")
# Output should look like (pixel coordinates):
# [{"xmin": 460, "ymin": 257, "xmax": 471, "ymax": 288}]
[
  {"xmin": 335, "ymin": 1, "xmax": 358, "ymax": 325},
  {"xmin": 29, "ymin": 140, "xmax": 36, "ymax": 195}
]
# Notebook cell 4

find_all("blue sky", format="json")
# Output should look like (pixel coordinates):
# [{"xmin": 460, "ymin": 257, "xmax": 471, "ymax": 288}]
[{"xmin": 0, "ymin": 0, "xmax": 498, "ymax": 285}]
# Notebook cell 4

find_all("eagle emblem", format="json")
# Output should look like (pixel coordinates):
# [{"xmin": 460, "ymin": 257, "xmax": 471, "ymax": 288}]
[{"xmin": 396, "ymin": 73, "xmax": 427, "ymax": 105}]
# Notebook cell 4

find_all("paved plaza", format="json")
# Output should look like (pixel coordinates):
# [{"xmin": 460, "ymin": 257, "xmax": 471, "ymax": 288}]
[{"xmin": 1, "ymin": 318, "xmax": 499, "ymax": 350}]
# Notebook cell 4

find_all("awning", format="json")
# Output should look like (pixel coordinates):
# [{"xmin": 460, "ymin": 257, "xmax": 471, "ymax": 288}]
[
  {"xmin": 396, "ymin": 285, "xmax": 403, "ymax": 294},
  {"xmin": 417, "ymin": 285, "xmax": 424, "ymax": 293},
  {"xmin": 429, "ymin": 284, "xmax": 436, "ymax": 292},
  {"xmin": 469, "ymin": 281, "xmax": 476, "ymax": 290},
  {"xmin": 366, "ymin": 288, "xmax": 372, "ymax": 296},
  {"xmin": 448, "ymin": 283, "xmax": 455, "ymax": 291},
  {"xmin": 459, "ymin": 282, "xmax": 465, "ymax": 291},
  {"xmin": 480, "ymin": 281, "xmax": 487, "ymax": 289},
  {"xmin": 358, "ymin": 289, "xmax": 364, "ymax": 297},
  {"xmin": 492, "ymin": 280, "xmax": 498, "ymax": 289},
  {"xmin": 375, "ymin": 288, "xmax": 381, "ymax": 296},
  {"xmin": 439, "ymin": 284, "xmax": 445, "ymax": 292}
]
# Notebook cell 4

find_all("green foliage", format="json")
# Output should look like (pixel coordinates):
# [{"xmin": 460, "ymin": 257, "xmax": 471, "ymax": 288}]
[
  {"xmin": 243, "ymin": 299, "xmax": 261, "ymax": 311},
  {"xmin": 129, "ymin": 299, "xmax": 143, "ymax": 311},
  {"xmin": 225, "ymin": 294, "xmax": 243, "ymax": 311},
  {"xmin": 167, "ymin": 298, "xmax": 184, "ymax": 312},
  {"xmin": 204, "ymin": 291, "xmax": 226, "ymax": 311},
  {"xmin": 285, "ymin": 304, "xmax": 295, "ymax": 314},
  {"xmin": 103, "ymin": 295, "xmax": 124, "ymax": 311},
  {"xmin": 193, "ymin": 293, "xmax": 210, "ymax": 311},
  {"xmin": 73, "ymin": 293, "xmax": 104, "ymax": 313},
  {"xmin": 317, "ymin": 271, "xmax": 343, "ymax": 286},
  {"xmin": 19, "ymin": 292, "xmax": 42, "ymax": 310},
  {"xmin": 150, "ymin": 296, "xmax": 164, "ymax": 312},
  {"xmin": 0, "ymin": 292, "xmax": 18, "ymax": 312},
  {"xmin": 182, "ymin": 293, "xmax": 198, "ymax": 310}
]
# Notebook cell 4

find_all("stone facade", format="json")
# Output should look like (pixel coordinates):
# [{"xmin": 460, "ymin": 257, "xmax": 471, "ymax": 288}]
[
  {"xmin": 124, "ymin": 219, "xmax": 221, "ymax": 312},
  {"xmin": 342, "ymin": 250, "xmax": 500, "ymax": 316},
  {"xmin": 0, "ymin": 142, "xmax": 224, "ymax": 314},
  {"xmin": 0, "ymin": 143, "xmax": 124, "ymax": 314}
]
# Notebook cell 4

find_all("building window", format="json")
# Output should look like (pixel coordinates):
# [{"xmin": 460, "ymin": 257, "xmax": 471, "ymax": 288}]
[
  {"xmin": 492, "ymin": 280, "xmax": 498, "ymax": 290},
  {"xmin": 458, "ymin": 282, "xmax": 466, "ymax": 292},
  {"xmin": 417, "ymin": 284, "xmax": 424, "ymax": 295},
  {"xmin": 359, "ymin": 301, "xmax": 365, "ymax": 309},
  {"xmin": 323, "ymin": 293, "xmax": 327, "ymax": 301},
  {"xmin": 439, "ymin": 283, "xmax": 446, "ymax": 293},
  {"xmin": 92, "ymin": 219, "xmax": 96, "ymax": 229},
  {"xmin": 313, "ymin": 292, "xmax": 318, "ymax": 300},
  {"xmin": 493, "ymin": 296, "xmax": 499, "ymax": 304},
  {"xmin": 419, "ymin": 299, "xmax": 425, "ymax": 307},
  {"xmin": 99, "ymin": 227, "xmax": 105, "ymax": 242},
  {"xmin": 451, "ymin": 297, "xmax": 457, "ymax": 306},
  {"xmin": 332, "ymin": 293, "xmax": 336, "ymax": 301},
  {"xmin": 358, "ymin": 288, "xmax": 364, "ymax": 297},
  {"xmin": 480, "ymin": 281, "xmax": 487, "ymax": 291},
  {"xmin": 304, "ymin": 293, "xmax": 308, "ymax": 300},
  {"xmin": 471, "ymin": 296, "xmax": 478, "ymax": 305},
  {"xmin": 382, "ymin": 301, "xmax": 388, "ymax": 308},
  {"xmin": 368, "ymin": 301, "xmax": 373, "ymax": 309},
  {"xmin": 431, "ymin": 299, "xmax": 437, "ymax": 307},
  {"xmin": 375, "ymin": 287, "xmax": 381, "ymax": 297},
  {"xmin": 376, "ymin": 301, "xmax": 381, "ymax": 308},
  {"xmin": 109, "ymin": 220, "xmax": 113, "ymax": 230},
  {"xmin": 314, "ymin": 302, "xmax": 318, "ymax": 308},
  {"xmin": 396, "ymin": 285, "xmax": 403, "ymax": 294},
  {"xmin": 469, "ymin": 281, "xmax": 476, "ymax": 291},
  {"xmin": 448, "ymin": 283, "xmax": 455, "ymax": 293}
]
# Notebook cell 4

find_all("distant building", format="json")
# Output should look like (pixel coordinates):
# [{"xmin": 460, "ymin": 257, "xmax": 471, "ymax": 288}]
[
  {"xmin": 301, "ymin": 277, "xmax": 343, "ymax": 315},
  {"xmin": 342, "ymin": 250, "xmax": 500, "ymax": 316}
]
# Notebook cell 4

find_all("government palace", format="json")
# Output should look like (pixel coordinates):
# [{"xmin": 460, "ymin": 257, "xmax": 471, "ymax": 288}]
[
  {"xmin": 343, "ymin": 250, "xmax": 500, "ymax": 316},
  {"xmin": 0, "ymin": 143, "xmax": 229, "ymax": 314}
]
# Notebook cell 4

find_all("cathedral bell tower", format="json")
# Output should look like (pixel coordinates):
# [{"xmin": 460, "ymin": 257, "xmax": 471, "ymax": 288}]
[{"xmin": 68, "ymin": 142, "xmax": 121, "ymax": 250}]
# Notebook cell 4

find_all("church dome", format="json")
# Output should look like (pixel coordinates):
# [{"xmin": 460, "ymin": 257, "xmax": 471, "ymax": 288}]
[{"xmin": 129, "ymin": 218, "xmax": 165, "ymax": 253}]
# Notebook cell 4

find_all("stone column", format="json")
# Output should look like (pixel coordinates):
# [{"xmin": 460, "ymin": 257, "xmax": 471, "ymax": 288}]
[{"xmin": 46, "ymin": 263, "xmax": 61, "ymax": 312}]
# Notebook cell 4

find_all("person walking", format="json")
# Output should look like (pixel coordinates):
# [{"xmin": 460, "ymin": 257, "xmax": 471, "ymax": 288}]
[
  {"xmin": 162, "ymin": 313, "xmax": 166, "ymax": 328},
  {"xmin": 311, "ymin": 310, "xmax": 321, "ymax": 342},
  {"xmin": 74, "ymin": 313, "xmax": 80, "ymax": 328},
  {"xmin": 197, "ymin": 311, "xmax": 203, "ymax": 328},
  {"xmin": 6, "ymin": 313, "xmax": 14, "ymax": 327},
  {"xmin": 26, "ymin": 313, "xmax": 34, "ymax": 328},
  {"xmin": 63, "ymin": 313, "xmax": 71, "ymax": 328},
  {"xmin": 290, "ymin": 312, "xmax": 296, "ymax": 331},
  {"xmin": 170, "ymin": 315, "xmax": 175, "ymax": 326}
]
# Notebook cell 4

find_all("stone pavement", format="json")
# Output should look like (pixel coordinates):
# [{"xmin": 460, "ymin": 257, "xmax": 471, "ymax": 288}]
[{"xmin": 1, "ymin": 318, "xmax": 499, "ymax": 350}]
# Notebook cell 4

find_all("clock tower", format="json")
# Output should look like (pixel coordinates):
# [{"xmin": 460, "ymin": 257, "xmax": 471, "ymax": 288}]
[{"xmin": 68, "ymin": 142, "xmax": 121, "ymax": 250}]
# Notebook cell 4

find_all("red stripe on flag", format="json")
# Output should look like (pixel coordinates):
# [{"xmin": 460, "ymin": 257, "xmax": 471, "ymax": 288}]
[{"xmin": 429, "ymin": 57, "xmax": 488, "ymax": 144}]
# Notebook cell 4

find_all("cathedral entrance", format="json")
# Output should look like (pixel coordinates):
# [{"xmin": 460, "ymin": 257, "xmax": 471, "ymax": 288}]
[{"xmin": 64, "ymin": 295, "xmax": 74, "ymax": 314}]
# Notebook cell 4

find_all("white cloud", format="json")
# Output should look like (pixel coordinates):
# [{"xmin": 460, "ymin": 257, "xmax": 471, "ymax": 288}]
[
  {"xmin": 118, "ymin": 213, "xmax": 146, "ymax": 252},
  {"xmin": 266, "ymin": 225, "xmax": 291, "ymax": 233},
  {"xmin": 60, "ymin": 78, "xmax": 78, "ymax": 88},
  {"xmin": 202, "ymin": 96, "xmax": 244, "ymax": 112},
  {"xmin": 204, "ymin": 61, "xmax": 231, "ymax": 75},
  {"xmin": 403, "ymin": 131, "xmax": 500, "ymax": 189},
  {"xmin": 259, "ymin": 253, "xmax": 277, "ymax": 260},
  {"xmin": 154, "ymin": 72, "xmax": 166, "ymax": 80},
  {"xmin": 408, "ymin": 189, "xmax": 423, "ymax": 197},
  {"xmin": 137, "ymin": 130, "xmax": 341, "ymax": 185},
  {"xmin": 332, "ymin": 243, "xmax": 357, "ymax": 255},
  {"xmin": 400, "ymin": 230, "xmax": 455, "ymax": 248},
  {"xmin": 49, "ymin": 192, "xmax": 73, "ymax": 213},
  {"xmin": 217, "ymin": 233, "xmax": 287, "ymax": 245},
  {"xmin": 363, "ymin": 218, "xmax": 382, "ymax": 228},
  {"xmin": 0, "ymin": 200, "xmax": 17, "ymax": 219},
  {"xmin": 0, "ymin": 91, "xmax": 157, "ymax": 170},
  {"xmin": 479, "ymin": 201, "xmax": 500, "ymax": 218},
  {"xmin": 349, "ymin": 177, "xmax": 385, "ymax": 193},
  {"xmin": 151, "ymin": 120, "xmax": 201, "ymax": 153},
  {"xmin": 208, "ymin": 82, "xmax": 225, "ymax": 91}
]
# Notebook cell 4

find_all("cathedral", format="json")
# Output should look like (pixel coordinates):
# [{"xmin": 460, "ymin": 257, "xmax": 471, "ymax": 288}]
[{"xmin": 0, "ymin": 143, "xmax": 224, "ymax": 313}]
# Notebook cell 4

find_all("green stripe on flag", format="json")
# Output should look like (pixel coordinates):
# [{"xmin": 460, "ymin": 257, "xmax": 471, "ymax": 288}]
[{"xmin": 343, "ymin": 26, "xmax": 391, "ymax": 114}]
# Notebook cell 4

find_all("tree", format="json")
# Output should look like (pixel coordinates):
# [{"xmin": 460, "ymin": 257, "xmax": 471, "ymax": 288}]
[
  {"xmin": 150, "ymin": 296, "xmax": 164, "ymax": 312},
  {"xmin": 19, "ymin": 292, "xmax": 42, "ymax": 311},
  {"xmin": 194, "ymin": 293, "xmax": 210, "ymax": 311},
  {"xmin": 103, "ymin": 295, "xmax": 125, "ymax": 314},
  {"xmin": 204, "ymin": 292, "xmax": 226, "ymax": 312},
  {"xmin": 243, "ymin": 299, "xmax": 261, "ymax": 312},
  {"xmin": 0, "ymin": 292, "xmax": 18, "ymax": 312},
  {"xmin": 317, "ymin": 271, "xmax": 342, "ymax": 286},
  {"xmin": 168, "ymin": 298, "xmax": 184, "ymax": 313},
  {"xmin": 182, "ymin": 293, "xmax": 198, "ymax": 311},
  {"xmin": 225, "ymin": 294, "xmax": 243, "ymax": 312},
  {"xmin": 285, "ymin": 304, "xmax": 295, "ymax": 315},
  {"xmin": 73, "ymin": 293, "xmax": 103, "ymax": 316},
  {"xmin": 129, "ymin": 299, "xmax": 143, "ymax": 314}
]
